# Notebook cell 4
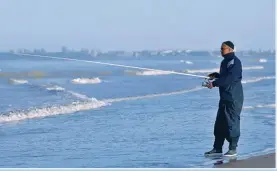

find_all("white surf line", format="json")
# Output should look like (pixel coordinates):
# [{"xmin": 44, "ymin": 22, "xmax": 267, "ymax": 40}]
[
  {"xmin": 1, "ymin": 76, "xmax": 273, "ymax": 123},
  {"xmin": 0, "ymin": 100, "xmax": 108, "ymax": 123},
  {"xmin": 241, "ymin": 76, "xmax": 275, "ymax": 84},
  {"xmin": 103, "ymin": 76, "xmax": 275, "ymax": 103},
  {"xmin": 103, "ymin": 87, "xmax": 204, "ymax": 103},
  {"xmin": 14, "ymin": 53, "xmax": 208, "ymax": 79},
  {"xmin": 243, "ymin": 104, "xmax": 275, "ymax": 109}
]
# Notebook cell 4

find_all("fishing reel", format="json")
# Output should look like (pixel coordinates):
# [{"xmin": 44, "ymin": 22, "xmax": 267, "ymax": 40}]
[{"xmin": 202, "ymin": 77, "xmax": 215, "ymax": 87}]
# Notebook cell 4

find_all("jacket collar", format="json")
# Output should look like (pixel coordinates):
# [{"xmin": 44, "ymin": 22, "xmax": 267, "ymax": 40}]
[{"xmin": 222, "ymin": 52, "xmax": 235, "ymax": 59}]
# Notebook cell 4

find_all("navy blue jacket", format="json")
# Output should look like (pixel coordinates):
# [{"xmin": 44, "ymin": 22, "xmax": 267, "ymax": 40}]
[{"xmin": 212, "ymin": 52, "xmax": 244, "ymax": 102}]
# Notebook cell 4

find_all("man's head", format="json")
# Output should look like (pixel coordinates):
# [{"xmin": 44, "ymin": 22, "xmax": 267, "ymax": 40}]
[{"xmin": 221, "ymin": 41, "xmax": 234, "ymax": 56}]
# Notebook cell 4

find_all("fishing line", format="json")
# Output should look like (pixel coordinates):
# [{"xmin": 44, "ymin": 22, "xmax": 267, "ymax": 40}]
[{"xmin": 14, "ymin": 53, "xmax": 209, "ymax": 79}]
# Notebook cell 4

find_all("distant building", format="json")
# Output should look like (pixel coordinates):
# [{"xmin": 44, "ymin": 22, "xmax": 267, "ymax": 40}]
[{"xmin": 61, "ymin": 46, "xmax": 69, "ymax": 53}]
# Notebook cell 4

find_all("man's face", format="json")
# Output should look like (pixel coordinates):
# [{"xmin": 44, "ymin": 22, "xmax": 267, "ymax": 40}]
[{"xmin": 221, "ymin": 44, "xmax": 232, "ymax": 56}]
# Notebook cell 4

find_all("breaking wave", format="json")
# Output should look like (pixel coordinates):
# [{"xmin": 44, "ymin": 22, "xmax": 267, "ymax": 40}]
[
  {"xmin": 242, "ymin": 76, "xmax": 275, "ymax": 84},
  {"xmin": 124, "ymin": 69, "xmax": 176, "ymax": 76},
  {"xmin": 71, "ymin": 77, "xmax": 102, "ymax": 84},
  {"xmin": 66, "ymin": 91, "xmax": 92, "ymax": 101},
  {"xmin": 259, "ymin": 58, "xmax": 268, "ymax": 63},
  {"xmin": 8, "ymin": 79, "xmax": 28, "ymax": 85},
  {"xmin": 9, "ymin": 79, "xmax": 93, "ymax": 102},
  {"xmin": 243, "ymin": 104, "xmax": 275, "ymax": 109},
  {"xmin": 125, "ymin": 65, "xmax": 265, "ymax": 76},
  {"xmin": 180, "ymin": 60, "xmax": 193, "ymax": 64},
  {"xmin": 243, "ymin": 66, "xmax": 264, "ymax": 70},
  {"xmin": 135, "ymin": 70, "xmax": 173, "ymax": 76},
  {"xmin": 184, "ymin": 66, "xmax": 264, "ymax": 74},
  {"xmin": 0, "ymin": 98, "xmax": 108, "ymax": 123},
  {"xmin": 45, "ymin": 85, "xmax": 65, "ymax": 92},
  {"xmin": 42, "ymin": 84, "xmax": 92, "ymax": 101}
]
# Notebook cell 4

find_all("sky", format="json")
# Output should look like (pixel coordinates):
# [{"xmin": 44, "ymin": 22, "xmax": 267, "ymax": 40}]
[{"xmin": 0, "ymin": 0, "xmax": 275, "ymax": 51}]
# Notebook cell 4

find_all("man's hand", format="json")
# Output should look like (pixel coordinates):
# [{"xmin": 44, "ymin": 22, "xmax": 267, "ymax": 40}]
[{"xmin": 206, "ymin": 81, "xmax": 214, "ymax": 89}]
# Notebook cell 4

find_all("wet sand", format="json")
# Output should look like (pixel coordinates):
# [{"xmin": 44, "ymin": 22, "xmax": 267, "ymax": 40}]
[{"xmin": 215, "ymin": 153, "xmax": 275, "ymax": 168}]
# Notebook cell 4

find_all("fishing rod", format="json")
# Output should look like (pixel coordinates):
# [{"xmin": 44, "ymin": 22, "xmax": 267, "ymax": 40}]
[{"xmin": 13, "ymin": 53, "xmax": 212, "ymax": 86}]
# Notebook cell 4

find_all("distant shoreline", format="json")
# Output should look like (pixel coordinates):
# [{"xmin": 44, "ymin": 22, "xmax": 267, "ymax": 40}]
[
  {"xmin": 215, "ymin": 153, "xmax": 275, "ymax": 168},
  {"xmin": 0, "ymin": 49, "xmax": 275, "ymax": 59}
]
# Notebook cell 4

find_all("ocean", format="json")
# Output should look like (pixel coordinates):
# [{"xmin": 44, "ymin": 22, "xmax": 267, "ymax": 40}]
[{"xmin": 0, "ymin": 53, "xmax": 275, "ymax": 168}]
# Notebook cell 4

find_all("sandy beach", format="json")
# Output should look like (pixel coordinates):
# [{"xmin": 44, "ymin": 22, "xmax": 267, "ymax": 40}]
[{"xmin": 215, "ymin": 153, "xmax": 275, "ymax": 168}]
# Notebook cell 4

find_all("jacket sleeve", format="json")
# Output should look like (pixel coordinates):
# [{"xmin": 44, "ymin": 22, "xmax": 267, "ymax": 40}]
[
  {"xmin": 212, "ymin": 59, "xmax": 242, "ymax": 87},
  {"xmin": 208, "ymin": 72, "xmax": 220, "ymax": 78},
  {"xmin": 214, "ymin": 72, "xmax": 220, "ymax": 78}
]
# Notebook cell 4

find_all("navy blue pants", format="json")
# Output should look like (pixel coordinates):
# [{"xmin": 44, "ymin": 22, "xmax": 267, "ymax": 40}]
[{"xmin": 213, "ymin": 100, "xmax": 243, "ymax": 150}]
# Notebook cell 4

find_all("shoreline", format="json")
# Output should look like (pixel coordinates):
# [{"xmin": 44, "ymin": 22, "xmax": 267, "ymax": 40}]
[{"xmin": 215, "ymin": 153, "xmax": 275, "ymax": 168}]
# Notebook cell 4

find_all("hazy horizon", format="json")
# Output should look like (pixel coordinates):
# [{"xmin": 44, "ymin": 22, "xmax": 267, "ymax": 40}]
[{"xmin": 0, "ymin": 0, "xmax": 275, "ymax": 51}]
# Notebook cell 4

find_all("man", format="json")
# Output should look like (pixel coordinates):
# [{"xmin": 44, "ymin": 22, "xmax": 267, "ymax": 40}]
[{"xmin": 204, "ymin": 41, "xmax": 244, "ymax": 157}]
